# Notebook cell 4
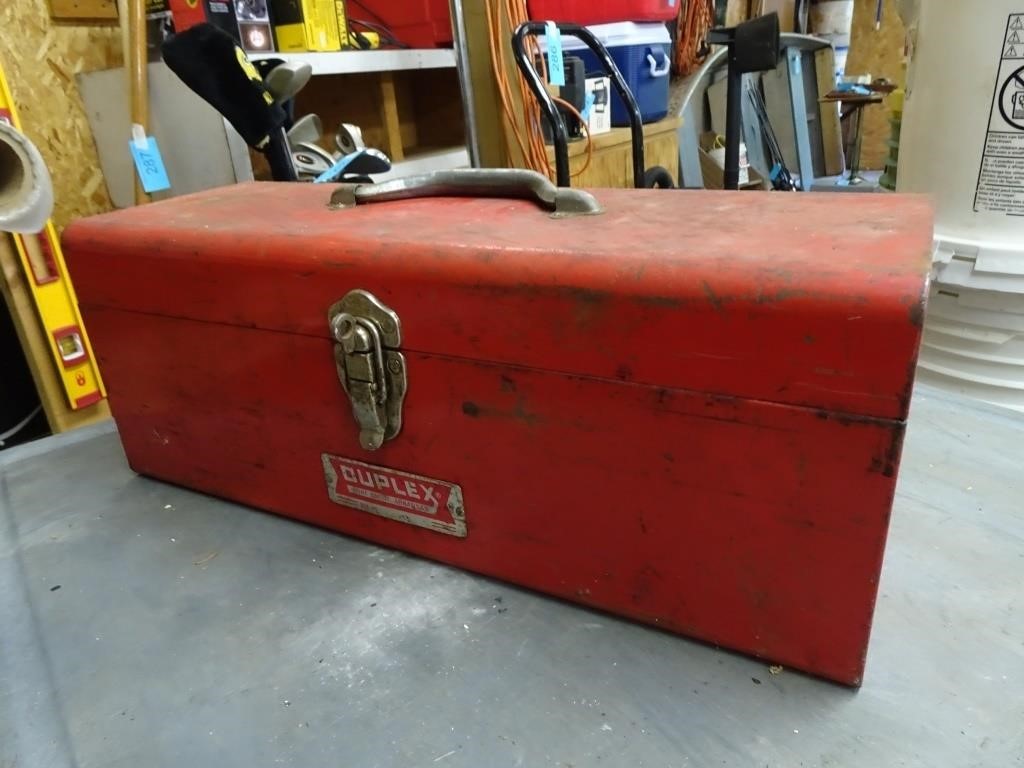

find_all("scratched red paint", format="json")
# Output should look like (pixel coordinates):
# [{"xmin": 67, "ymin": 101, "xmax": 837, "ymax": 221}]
[{"xmin": 62, "ymin": 182, "xmax": 932, "ymax": 685}]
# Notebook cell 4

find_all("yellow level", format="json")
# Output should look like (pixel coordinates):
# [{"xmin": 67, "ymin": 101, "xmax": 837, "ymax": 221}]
[{"xmin": 0, "ymin": 59, "xmax": 106, "ymax": 409}]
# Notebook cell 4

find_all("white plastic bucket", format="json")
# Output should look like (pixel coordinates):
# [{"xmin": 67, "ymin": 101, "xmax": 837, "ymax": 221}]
[{"xmin": 899, "ymin": 1, "xmax": 1024, "ymax": 410}]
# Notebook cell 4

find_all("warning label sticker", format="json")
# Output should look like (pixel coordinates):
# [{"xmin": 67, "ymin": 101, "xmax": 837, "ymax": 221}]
[{"xmin": 974, "ymin": 13, "xmax": 1024, "ymax": 215}]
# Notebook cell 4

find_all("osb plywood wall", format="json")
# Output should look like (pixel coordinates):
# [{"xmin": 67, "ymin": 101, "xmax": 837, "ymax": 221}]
[
  {"xmin": 845, "ymin": 0, "xmax": 906, "ymax": 169},
  {"xmin": 0, "ymin": 0, "xmax": 122, "ymax": 229}
]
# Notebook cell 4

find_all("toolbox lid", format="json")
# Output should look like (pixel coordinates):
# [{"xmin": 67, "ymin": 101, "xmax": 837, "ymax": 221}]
[{"xmin": 63, "ymin": 181, "xmax": 931, "ymax": 421}]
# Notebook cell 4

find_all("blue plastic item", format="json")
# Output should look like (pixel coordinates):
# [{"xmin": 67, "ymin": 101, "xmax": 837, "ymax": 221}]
[
  {"xmin": 555, "ymin": 22, "xmax": 672, "ymax": 126},
  {"xmin": 314, "ymin": 151, "xmax": 362, "ymax": 184}
]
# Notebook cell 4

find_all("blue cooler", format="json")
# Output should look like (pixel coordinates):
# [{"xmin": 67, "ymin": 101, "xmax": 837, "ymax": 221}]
[{"xmin": 563, "ymin": 22, "xmax": 672, "ymax": 126}]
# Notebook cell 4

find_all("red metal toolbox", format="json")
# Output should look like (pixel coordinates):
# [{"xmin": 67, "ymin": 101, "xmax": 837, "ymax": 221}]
[
  {"xmin": 349, "ymin": 0, "xmax": 451, "ymax": 48},
  {"xmin": 62, "ymin": 171, "xmax": 931, "ymax": 685},
  {"xmin": 528, "ymin": 0, "xmax": 679, "ymax": 25}
]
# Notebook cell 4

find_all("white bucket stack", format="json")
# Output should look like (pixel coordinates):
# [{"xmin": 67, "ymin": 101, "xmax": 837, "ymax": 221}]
[{"xmin": 898, "ymin": 0, "xmax": 1024, "ymax": 411}]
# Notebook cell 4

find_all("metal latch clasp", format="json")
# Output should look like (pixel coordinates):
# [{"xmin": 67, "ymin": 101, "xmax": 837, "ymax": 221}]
[{"xmin": 328, "ymin": 290, "xmax": 406, "ymax": 451}]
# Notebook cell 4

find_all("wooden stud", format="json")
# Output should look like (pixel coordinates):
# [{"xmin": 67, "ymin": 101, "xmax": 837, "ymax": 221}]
[
  {"xmin": 377, "ymin": 72, "xmax": 405, "ymax": 162},
  {"xmin": 725, "ymin": 0, "xmax": 750, "ymax": 26},
  {"xmin": 462, "ymin": 0, "xmax": 514, "ymax": 167},
  {"xmin": 127, "ymin": 0, "xmax": 149, "ymax": 204},
  {"xmin": 393, "ymin": 74, "xmax": 419, "ymax": 152},
  {"xmin": 49, "ymin": 0, "xmax": 118, "ymax": 21}
]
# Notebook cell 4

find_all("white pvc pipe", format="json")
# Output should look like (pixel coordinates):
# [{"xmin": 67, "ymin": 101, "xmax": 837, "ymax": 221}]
[{"xmin": 0, "ymin": 122, "xmax": 54, "ymax": 234}]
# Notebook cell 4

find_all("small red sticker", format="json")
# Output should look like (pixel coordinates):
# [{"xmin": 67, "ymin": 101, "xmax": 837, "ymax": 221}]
[{"xmin": 322, "ymin": 454, "xmax": 466, "ymax": 538}]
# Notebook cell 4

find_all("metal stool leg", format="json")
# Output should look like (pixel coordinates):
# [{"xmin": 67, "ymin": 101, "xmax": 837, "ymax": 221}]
[{"xmin": 839, "ymin": 105, "xmax": 865, "ymax": 186}]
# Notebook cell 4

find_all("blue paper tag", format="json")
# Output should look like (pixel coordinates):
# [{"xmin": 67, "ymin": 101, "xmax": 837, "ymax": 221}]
[
  {"xmin": 545, "ymin": 21, "xmax": 565, "ymax": 87},
  {"xmin": 129, "ymin": 136, "xmax": 171, "ymax": 193}
]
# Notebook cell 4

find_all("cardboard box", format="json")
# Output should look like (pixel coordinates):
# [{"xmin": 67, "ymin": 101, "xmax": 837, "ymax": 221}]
[
  {"xmin": 168, "ymin": 0, "xmax": 240, "ymax": 44},
  {"xmin": 235, "ymin": 0, "xmax": 276, "ymax": 52},
  {"xmin": 699, "ymin": 132, "xmax": 764, "ymax": 190},
  {"xmin": 752, "ymin": 0, "xmax": 795, "ymax": 33},
  {"xmin": 583, "ymin": 76, "xmax": 611, "ymax": 136},
  {"xmin": 270, "ymin": 0, "xmax": 341, "ymax": 52},
  {"xmin": 698, "ymin": 147, "xmax": 766, "ymax": 189},
  {"xmin": 334, "ymin": 0, "xmax": 352, "ymax": 49}
]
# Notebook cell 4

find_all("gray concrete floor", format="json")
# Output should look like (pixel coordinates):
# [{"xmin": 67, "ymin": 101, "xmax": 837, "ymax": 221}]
[
  {"xmin": 810, "ymin": 169, "xmax": 884, "ymax": 192},
  {"xmin": 2, "ymin": 383, "xmax": 1022, "ymax": 768}
]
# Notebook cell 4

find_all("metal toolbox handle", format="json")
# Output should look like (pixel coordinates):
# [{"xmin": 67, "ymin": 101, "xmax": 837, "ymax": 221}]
[{"xmin": 328, "ymin": 168, "xmax": 603, "ymax": 217}]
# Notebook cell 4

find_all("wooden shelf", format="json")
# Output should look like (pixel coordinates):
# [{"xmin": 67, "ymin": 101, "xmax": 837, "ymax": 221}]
[
  {"xmin": 295, "ymin": 68, "xmax": 466, "ymax": 167},
  {"xmin": 249, "ymin": 49, "xmax": 456, "ymax": 75}
]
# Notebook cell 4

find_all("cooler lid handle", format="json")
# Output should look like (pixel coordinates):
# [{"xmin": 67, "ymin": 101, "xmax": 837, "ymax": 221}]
[{"xmin": 328, "ymin": 169, "xmax": 603, "ymax": 218}]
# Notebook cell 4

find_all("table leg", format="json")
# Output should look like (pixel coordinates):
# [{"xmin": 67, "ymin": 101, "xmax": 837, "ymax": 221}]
[{"xmin": 839, "ymin": 105, "xmax": 865, "ymax": 186}]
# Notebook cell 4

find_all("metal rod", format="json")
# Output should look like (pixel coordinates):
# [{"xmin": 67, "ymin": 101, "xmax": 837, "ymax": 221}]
[
  {"xmin": 448, "ymin": 0, "xmax": 481, "ymax": 167},
  {"xmin": 786, "ymin": 48, "xmax": 814, "ymax": 192},
  {"xmin": 723, "ymin": 50, "xmax": 742, "ymax": 190},
  {"xmin": 510, "ymin": 24, "xmax": 571, "ymax": 187},
  {"xmin": 750, "ymin": 81, "xmax": 784, "ymax": 164},
  {"xmin": 561, "ymin": 24, "xmax": 645, "ymax": 188},
  {"xmin": 847, "ymin": 105, "xmax": 864, "ymax": 183},
  {"xmin": 265, "ymin": 127, "xmax": 298, "ymax": 182},
  {"xmin": 512, "ymin": 22, "xmax": 647, "ymax": 188}
]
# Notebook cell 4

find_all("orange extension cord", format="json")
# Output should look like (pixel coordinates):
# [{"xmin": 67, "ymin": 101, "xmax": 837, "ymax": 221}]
[
  {"xmin": 675, "ymin": 0, "xmax": 716, "ymax": 77},
  {"xmin": 486, "ymin": 0, "xmax": 593, "ymax": 180}
]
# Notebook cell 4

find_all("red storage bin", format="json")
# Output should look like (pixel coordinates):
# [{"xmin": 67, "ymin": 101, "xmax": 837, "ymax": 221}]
[
  {"xmin": 351, "ymin": 0, "xmax": 452, "ymax": 48},
  {"xmin": 528, "ymin": 0, "xmax": 679, "ymax": 25}
]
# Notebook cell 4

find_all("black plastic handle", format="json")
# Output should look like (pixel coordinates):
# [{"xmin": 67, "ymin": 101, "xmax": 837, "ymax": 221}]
[{"xmin": 511, "ymin": 22, "xmax": 646, "ymax": 189}]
